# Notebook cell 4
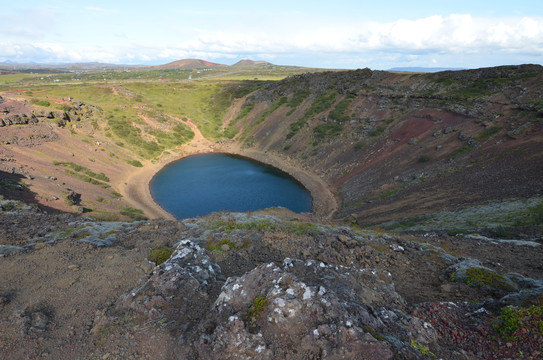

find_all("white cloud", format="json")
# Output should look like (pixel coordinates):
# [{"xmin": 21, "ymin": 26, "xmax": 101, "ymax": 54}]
[{"xmin": 2, "ymin": 13, "xmax": 543, "ymax": 67}]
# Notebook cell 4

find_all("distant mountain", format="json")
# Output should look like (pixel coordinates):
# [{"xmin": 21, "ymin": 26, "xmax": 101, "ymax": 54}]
[
  {"xmin": 0, "ymin": 62, "xmax": 139, "ymax": 70},
  {"xmin": 152, "ymin": 59, "xmax": 226, "ymax": 70},
  {"xmin": 388, "ymin": 67, "xmax": 466, "ymax": 73}
]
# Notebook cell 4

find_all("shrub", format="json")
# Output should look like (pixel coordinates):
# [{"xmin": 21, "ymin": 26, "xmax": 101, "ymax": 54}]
[
  {"xmin": 418, "ymin": 154, "xmax": 431, "ymax": 163},
  {"xmin": 494, "ymin": 305, "xmax": 543, "ymax": 339},
  {"xmin": 111, "ymin": 191, "xmax": 122, "ymax": 199}
]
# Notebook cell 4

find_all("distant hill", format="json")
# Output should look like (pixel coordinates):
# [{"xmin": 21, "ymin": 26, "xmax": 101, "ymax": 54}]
[
  {"xmin": 152, "ymin": 59, "xmax": 226, "ymax": 70},
  {"xmin": 388, "ymin": 67, "xmax": 466, "ymax": 73},
  {"xmin": 230, "ymin": 59, "xmax": 274, "ymax": 68}
]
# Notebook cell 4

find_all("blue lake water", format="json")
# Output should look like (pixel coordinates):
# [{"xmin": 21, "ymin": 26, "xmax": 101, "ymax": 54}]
[{"xmin": 150, "ymin": 153, "xmax": 312, "ymax": 219}]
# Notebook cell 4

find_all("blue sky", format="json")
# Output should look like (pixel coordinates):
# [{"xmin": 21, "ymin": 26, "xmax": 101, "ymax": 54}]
[{"xmin": 1, "ymin": 0, "xmax": 542, "ymax": 69}]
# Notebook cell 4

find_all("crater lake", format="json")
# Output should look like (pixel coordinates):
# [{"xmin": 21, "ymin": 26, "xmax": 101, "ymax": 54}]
[{"xmin": 150, "ymin": 153, "xmax": 312, "ymax": 219}]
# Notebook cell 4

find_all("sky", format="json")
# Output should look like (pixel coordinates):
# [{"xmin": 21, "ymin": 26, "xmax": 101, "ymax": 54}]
[{"xmin": 1, "ymin": 0, "xmax": 543, "ymax": 70}]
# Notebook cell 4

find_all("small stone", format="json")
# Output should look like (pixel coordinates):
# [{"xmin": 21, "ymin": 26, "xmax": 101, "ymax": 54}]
[
  {"xmin": 68, "ymin": 264, "xmax": 80, "ymax": 271},
  {"xmin": 30, "ymin": 312, "xmax": 49, "ymax": 331},
  {"xmin": 34, "ymin": 243, "xmax": 47, "ymax": 250},
  {"xmin": 220, "ymin": 244, "xmax": 230, "ymax": 252},
  {"xmin": 139, "ymin": 261, "xmax": 154, "ymax": 274}
]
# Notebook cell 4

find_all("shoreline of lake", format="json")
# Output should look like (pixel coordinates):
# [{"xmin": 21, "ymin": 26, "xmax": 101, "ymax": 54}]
[{"xmin": 118, "ymin": 140, "xmax": 337, "ymax": 221}]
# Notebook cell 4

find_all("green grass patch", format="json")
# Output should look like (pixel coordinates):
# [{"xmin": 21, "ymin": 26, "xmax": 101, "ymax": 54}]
[
  {"xmin": 328, "ymin": 94, "xmax": 354, "ymax": 123},
  {"xmin": 477, "ymin": 126, "xmax": 503, "ymax": 140},
  {"xmin": 53, "ymin": 161, "xmax": 109, "ymax": 182},
  {"xmin": 312, "ymin": 122, "xmax": 342, "ymax": 143},
  {"xmin": 286, "ymin": 118, "xmax": 306, "ymax": 139},
  {"xmin": 64, "ymin": 170, "xmax": 110, "ymax": 188},
  {"xmin": 150, "ymin": 123, "xmax": 194, "ymax": 148},
  {"xmin": 126, "ymin": 159, "xmax": 143, "ymax": 167},
  {"xmin": 286, "ymin": 91, "xmax": 309, "ymax": 116},
  {"xmin": 451, "ymin": 145, "xmax": 472, "ymax": 158},
  {"xmin": 379, "ymin": 188, "xmax": 400, "ymax": 199},
  {"xmin": 147, "ymin": 246, "xmax": 174, "ymax": 265},
  {"xmin": 369, "ymin": 124, "xmax": 387, "ymax": 137},
  {"xmin": 223, "ymin": 104, "xmax": 254, "ymax": 139},
  {"xmin": 208, "ymin": 219, "xmax": 319, "ymax": 236},
  {"xmin": 120, "ymin": 207, "xmax": 147, "ymax": 221},
  {"xmin": 241, "ymin": 97, "xmax": 287, "ymax": 139},
  {"xmin": 286, "ymin": 91, "xmax": 338, "ymax": 140},
  {"xmin": 30, "ymin": 98, "xmax": 51, "ymax": 107}
]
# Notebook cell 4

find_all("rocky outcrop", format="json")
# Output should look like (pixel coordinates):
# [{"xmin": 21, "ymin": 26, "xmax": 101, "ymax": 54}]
[
  {"xmin": 0, "ymin": 113, "xmax": 39, "ymax": 127},
  {"xmin": 107, "ymin": 239, "xmax": 439, "ymax": 359}
]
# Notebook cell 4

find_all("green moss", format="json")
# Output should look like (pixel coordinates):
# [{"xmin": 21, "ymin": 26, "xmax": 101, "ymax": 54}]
[
  {"xmin": 476, "ymin": 126, "xmax": 503, "ymax": 140},
  {"xmin": 410, "ymin": 339, "xmax": 436, "ymax": 358},
  {"xmin": 147, "ymin": 247, "xmax": 174, "ymax": 265},
  {"xmin": 363, "ymin": 326, "xmax": 385, "ymax": 341},
  {"xmin": 207, "ymin": 238, "xmax": 236, "ymax": 252},
  {"xmin": 1, "ymin": 202, "xmax": 16, "ymax": 211},
  {"xmin": 464, "ymin": 267, "xmax": 514, "ymax": 291},
  {"xmin": 243, "ymin": 295, "xmax": 269, "ymax": 328}
]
